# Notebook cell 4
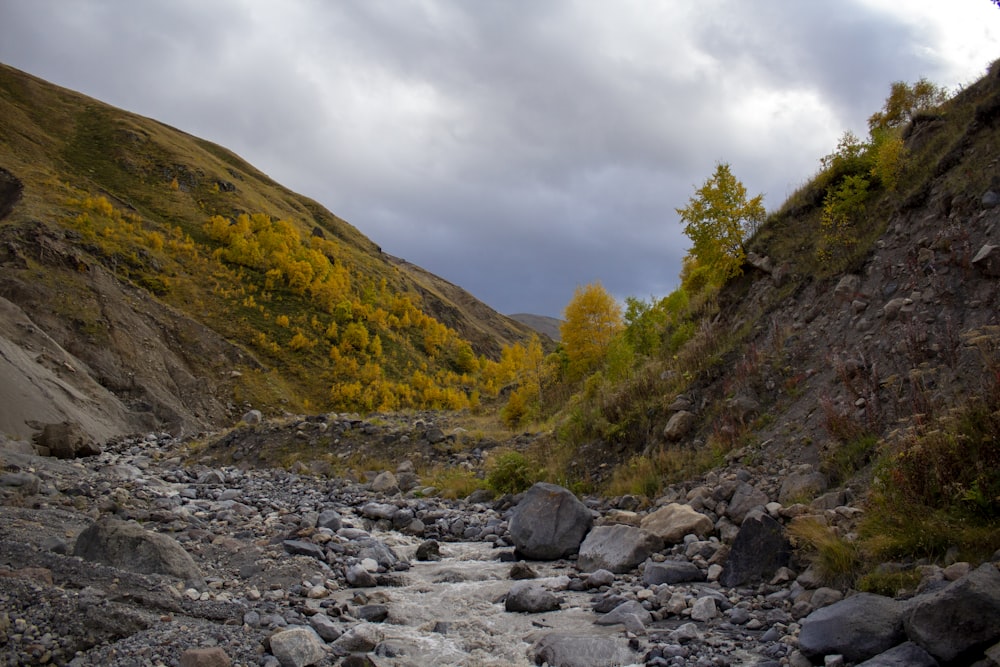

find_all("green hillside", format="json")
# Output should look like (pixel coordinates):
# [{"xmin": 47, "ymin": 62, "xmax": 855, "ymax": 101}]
[{"xmin": 0, "ymin": 62, "xmax": 538, "ymax": 423}]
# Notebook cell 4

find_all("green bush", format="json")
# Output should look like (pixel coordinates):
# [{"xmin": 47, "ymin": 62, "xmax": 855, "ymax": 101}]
[{"xmin": 486, "ymin": 450, "xmax": 534, "ymax": 494}]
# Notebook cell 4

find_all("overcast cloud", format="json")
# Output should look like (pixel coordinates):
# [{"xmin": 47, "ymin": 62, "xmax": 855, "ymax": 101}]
[{"xmin": 1, "ymin": 1, "xmax": 997, "ymax": 316}]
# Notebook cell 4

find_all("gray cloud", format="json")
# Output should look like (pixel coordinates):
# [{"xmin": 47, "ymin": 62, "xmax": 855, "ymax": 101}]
[{"xmin": 1, "ymin": 0, "xmax": 996, "ymax": 316}]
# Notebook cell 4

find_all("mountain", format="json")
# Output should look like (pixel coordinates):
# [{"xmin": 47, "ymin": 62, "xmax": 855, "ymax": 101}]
[
  {"xmin": 509, "ymin": 313, "xmax": 563, "ymax": 341},
  {"xmin": 0, "ymin": 63, "xmax": 538, "ymax": 440}
]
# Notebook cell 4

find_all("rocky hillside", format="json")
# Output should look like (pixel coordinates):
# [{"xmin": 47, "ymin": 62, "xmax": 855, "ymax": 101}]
[
  {"xmin": 573, "ymin": 60, "xmax": 1000, "ymax": 485},
  {"xmin": 0, "ymin": 63, "xmax": 539, "ymax": 442}
]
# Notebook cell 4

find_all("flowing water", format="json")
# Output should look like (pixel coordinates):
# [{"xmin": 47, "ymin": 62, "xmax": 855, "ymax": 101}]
[{"xmin": 329, "ymin": 535, "xmax": 640, "ymax": 667}]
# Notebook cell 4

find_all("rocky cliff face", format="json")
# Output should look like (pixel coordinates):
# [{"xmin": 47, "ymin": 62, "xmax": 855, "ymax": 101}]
[{"xmin": 651, "ymin": 62, "xmax": 1000, "ymax": 476}]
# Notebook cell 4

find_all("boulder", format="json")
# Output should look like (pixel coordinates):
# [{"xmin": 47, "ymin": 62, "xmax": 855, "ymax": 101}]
[
  {"xmin": 0, "ymin": 471, "xmax": 40, "ymax": 499},
  {"xmin": 32, "ymin": 421, "xmax": 101, "ymax": 459},
  {"xmin": 269, "ymin": 626, "xmax": 326, "ymax": 667},
  {"xmin": 577, "ymin": 524, "xmax": 663, "ymax": 573},
  {"xmin": 778, "ymin": 470, "xmax": 828, "ymax": 504},
  {"xmin": 530, "ymin": 633, "xmax": 640, "ymax": 667},
  {"xmin": 73, "ymin": 517, "xmax": 204, "ymax": 588},
  {"xmin": 308, "ymin": 613, "xmax": 341, "ymax": 642},
  {"xmin": 663, "ymin": 410, "xmax": 696, "ymax": 441},
  {"xmin": 640, "ymin": 503, "xmax": 714, "ymax": 543},
  {"xmin": 505, "ymin": 581, "xmax": 561, "ymax": 613},
  {"xmin": 726, "ymin": 482, "xmax": 769, "ymax": 524},
  {"xmin": 834, "ymin": 274, "xmax": 861, "ymax": 303},
  {"xmin": 345, "ymin": 563, "xmax": 377, "ymax": 588},
  {"xmin": 509, "ymin": 483, "xmax": 592, "ymax": 560},
  {"xmin": 798, "ymin": 593, "xmax": 905, "ymax": 663},
  {"xmin": 594, "ymin": 599, "xmax": 652, "ymax": 631},
  {"xmin": 283, "ymin": 540, "xmax": 325, "ymax": 560},
  {"xmin": 317, "ymin": 509, "xmax": 343, "ymax": 531},
  {"xmin": 415, "ymin": 540, "xmax": 441, "ymax": 561},
  {"xmin": 370, "ymin": 470, "xmax": 399, "ymax": 494},
  {"xmin": 690, "ymin": 596, "xmax": 718, "ymax": 622},
  {"xmin": 904, "ymin": 562, "xmax": 1000, "ymax": 664},
  {"xmin": 178, "ymin": 647, "xmax": 232, "ymax": 667},
  {"xmin": 854, "ymin": 641, "xmax": 937, "ymax": 667},
  {"xmin": 332, "ymin": 623, "xmax": 383, "ymax": 652},
  {"xmin": 643, "ymin": 560, "xmax": 705, "ymax": 585},
  {"xmin": 241, "ymin": 409, "xmax": 262, "ymax": 425},
  {"xmin": 718, "ymin": 513, "xmax": 791, "ymax": 588}
]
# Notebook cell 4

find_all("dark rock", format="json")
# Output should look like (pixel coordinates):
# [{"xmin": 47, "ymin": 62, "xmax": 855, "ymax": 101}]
[
  {"xmin": 309, "ymin": 613, "xmax": 341, "ymax": 642},
  {"xmin": 73, "ymin": 516, "xmax": 205, "ymax": 588},
  {"xmin": 855, "ymin": 641, "xmax": 938, "ymax": 667},
  {"xmin": 798, "ymin": 593, "xmax": 905, "ymax": 663},
  {"xmin": 509, "ymin": 562, "xmax": 538, "ymax": 579},
  {"xmin": 424, "ymin": 427, "xmax": 446, "ymax": 444},
  {"xmin": 282, "ymin": 540, "xmax": 325, "ymax": 560},
  {"xmin": 415, "ymin": 540, "xmax": 441, "ymax": 561},
  {"xmin": 509, "ymin": 482, "xmax": 592, "ymax": 560},
  {"xmin": 531, "ymin": 632, "xmax": 640, "ymax": 667},
  {"xmin": 663, "ymin": 410, "xmax": 696, "ymax": 441},
  {"xmin": 726, "ymin": 482, "xmax": 769, "ymax": 524},
  {"xmin": 905, "ymin": 563, "xmax": 1000, "ymax": 664},
  {"xmin": 718, "ymin": 513, "xmax": 791, "ymax": 588},
  {"xmin": 504, "ymin": 581, "xmax": 560, "ymax": 613},
  {"xmin": 594, "ymin": 599, "xmax": 652, "ymax": 628},
  {"xmin": 577, "ymin": 524, "xmax": 663, "ymax": 573},
  {"xmin": 357, "ymin": 604, "xmax": 389, "ymax": 623},
  {"xmin": 643, "ymin": 560, "xmax": 705, "ymax": 585},
  {"xmin": 345, "ymin": 563, "xmax": 377, "ymax": 588},
  {"xmin": 317, "ymin": 509, "xmax": 343, "ymax": 531},
  {"xmin": 593, "ymin": 594, "xmax": 629, "ymax": 614}
]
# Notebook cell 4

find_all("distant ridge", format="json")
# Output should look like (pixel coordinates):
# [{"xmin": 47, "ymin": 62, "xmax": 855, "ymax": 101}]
[{"xmin": 509, "ymin": 313, "xmax": 562, "ymax": 341}]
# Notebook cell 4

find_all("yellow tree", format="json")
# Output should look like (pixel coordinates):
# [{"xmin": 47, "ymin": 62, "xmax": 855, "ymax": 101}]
[
  {"xmin": 560, "ymin": 282, "xmax": 623, "ymax": 380},
  {"xmin": 676, "ymin": 163, "xmax": 765, "ymax": 283}
]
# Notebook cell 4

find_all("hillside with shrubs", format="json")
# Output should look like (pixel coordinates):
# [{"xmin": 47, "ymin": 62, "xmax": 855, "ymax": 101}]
[{"xmin": 2, "ymin": 57, "xmax": 999, "ymax": 579}]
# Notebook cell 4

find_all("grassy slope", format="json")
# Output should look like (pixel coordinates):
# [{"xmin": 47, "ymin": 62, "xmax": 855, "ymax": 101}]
[{"xmin": 0, "ymin": 63, "xmax": 537, "ymax": 422}]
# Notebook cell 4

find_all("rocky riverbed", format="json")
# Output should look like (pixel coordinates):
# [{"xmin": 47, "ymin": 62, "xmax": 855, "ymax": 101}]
[{"xmin": 1, "ymin": 418, "xmax": 999, "ymax": 667}]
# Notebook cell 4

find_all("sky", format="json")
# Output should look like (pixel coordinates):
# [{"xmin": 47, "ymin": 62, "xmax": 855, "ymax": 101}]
[{"xmin": 1, "ymin": 2, "xmax": 998, "ymax": 317}]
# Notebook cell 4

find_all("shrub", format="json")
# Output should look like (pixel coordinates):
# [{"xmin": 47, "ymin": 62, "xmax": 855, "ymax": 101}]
[
  {"xmin": 486, "ymin": 450, "xmax": 534, "ymax": 494},
  {"xmin": 788, "ymin": 517, "xmax": 860, "ymax": 588}
]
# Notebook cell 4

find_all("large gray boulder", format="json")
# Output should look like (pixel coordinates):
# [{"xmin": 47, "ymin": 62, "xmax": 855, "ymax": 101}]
[
  {"xmin": 530, "ymin": 633, "xmax": 640, "ymax": 667},
  {"xmin": 268, "ymin": 626, "xmax": 326, "ymax": 667},
  {"xmin": 577, "ymin": 524, "xmax": 663, "ymax": 573},
  {"xmin": 505, "ymin": 581, "xmax": 561, "ymax": 613},
  {"xmin": 726, "ymin": 482, "xmax": 769, "ymax": 524},
  {"xmin": 718, "ymin": 512, "xmax": 791, "ymax": 588},
  {"xmin": 855, "ymin": 641, "xmax": 938, "ymax": 667},
  {"xmin": 509, "ymin": 483, "xmax": 593, "ymax": 560},
  {"xmin": 640, "ymin": 503, "xmax": 714, "ymax": 543},
  {"xmin": 905, "ymin": 562, "xmax": 1000, "ymax": 664},
  {"xmin": 798, "ymin": 593, "xmax": 905, "ymax": 663},
  {"xmin": 643, "ymin": 560, "xmax": 705, "ymax": 585},
  {"xmin": 73, "ymin": 516, "xmax": 204, "ymax": 588}
]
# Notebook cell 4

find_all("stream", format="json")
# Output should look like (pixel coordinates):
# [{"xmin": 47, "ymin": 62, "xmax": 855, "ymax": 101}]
[{"xmin": 328, "ymin": 534, "xmax": 642, "ymax": 667}]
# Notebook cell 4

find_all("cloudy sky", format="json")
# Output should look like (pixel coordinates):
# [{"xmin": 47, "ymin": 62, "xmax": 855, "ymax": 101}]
[{"xmin": 1, "ymin": 2, "xmax": 997, "ymax": 317}]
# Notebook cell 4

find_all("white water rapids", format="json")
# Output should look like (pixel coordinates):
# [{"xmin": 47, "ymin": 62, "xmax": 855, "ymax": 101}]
[{"xmin": 327, "ymin": 535, "xmax": 641, "ymax": 667}]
